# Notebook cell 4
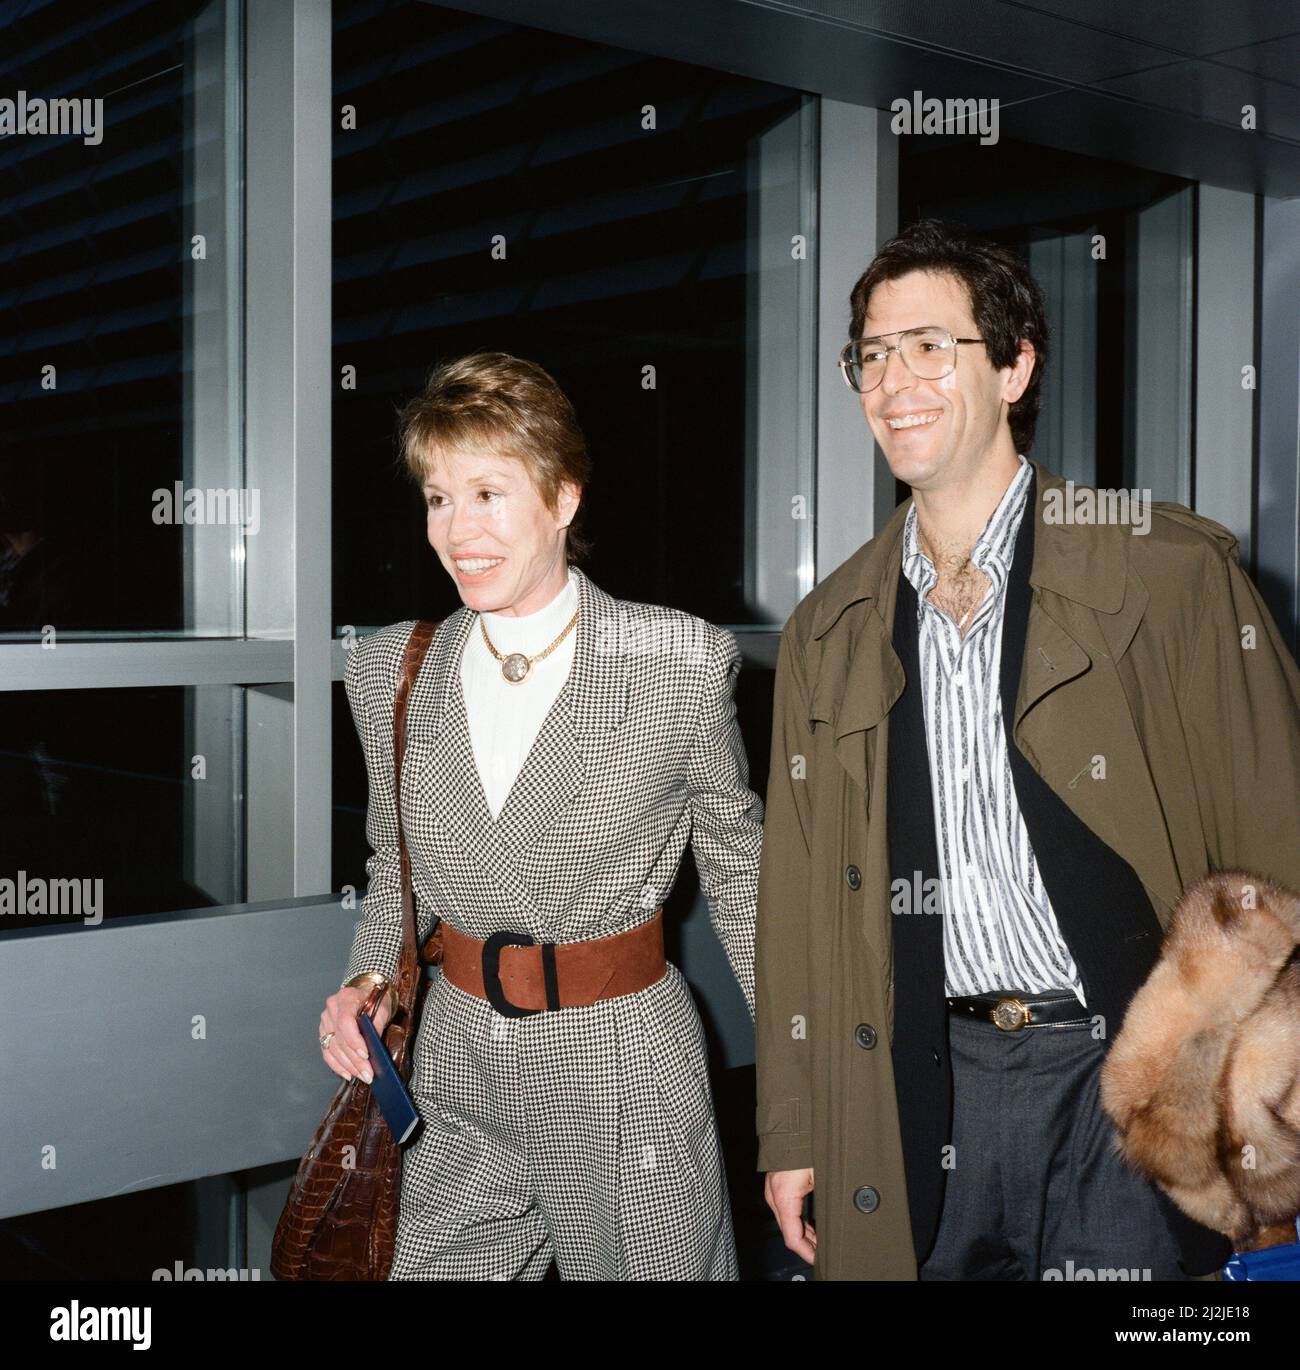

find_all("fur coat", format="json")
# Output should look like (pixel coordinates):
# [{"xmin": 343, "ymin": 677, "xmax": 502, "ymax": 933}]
[{"xmin": 1100, "ymin": 869, "xmax": 1300, "ymax": 1251}]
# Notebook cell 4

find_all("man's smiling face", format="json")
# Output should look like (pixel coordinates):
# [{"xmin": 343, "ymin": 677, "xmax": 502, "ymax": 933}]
[{"xmin": 859, "ymin": 268, "xmax": 1025, "ymax": 491}]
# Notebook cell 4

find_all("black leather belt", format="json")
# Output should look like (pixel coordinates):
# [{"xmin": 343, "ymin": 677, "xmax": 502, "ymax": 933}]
[{"xmin": 947, "ymin": 991, "xmax": 1090, "ymax": 1031}]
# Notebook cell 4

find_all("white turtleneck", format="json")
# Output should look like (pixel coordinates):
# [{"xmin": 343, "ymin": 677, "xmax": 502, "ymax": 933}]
[{"xmin": 460, "ymin": 566, "xmax": 579, "ymax": 820}]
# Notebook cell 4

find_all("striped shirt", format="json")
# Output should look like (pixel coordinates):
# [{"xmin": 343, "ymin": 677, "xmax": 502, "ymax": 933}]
[{"xmin": 901, "ymin": 453, "xmax": 1086, "ymax": 1006}]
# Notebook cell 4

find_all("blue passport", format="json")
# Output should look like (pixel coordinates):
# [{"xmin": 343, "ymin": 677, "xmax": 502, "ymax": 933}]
[{"xmin": 357, "ymin": 1009, "xmax": 420, "ymax": 1145}]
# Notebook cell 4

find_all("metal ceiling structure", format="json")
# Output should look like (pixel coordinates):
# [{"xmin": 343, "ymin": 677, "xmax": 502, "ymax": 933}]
[{"xmin": 437, "ymin": 0, "xmax": 1300, "ymax": 197}]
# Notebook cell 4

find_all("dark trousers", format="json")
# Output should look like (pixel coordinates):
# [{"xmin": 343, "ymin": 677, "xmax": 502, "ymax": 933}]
[{"xmin": 918, "ymin": 1007, "xmax": 1194, "ymax": 1282}]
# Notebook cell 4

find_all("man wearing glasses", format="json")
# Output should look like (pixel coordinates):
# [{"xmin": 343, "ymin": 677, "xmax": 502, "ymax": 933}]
[{"xmin": 754, "ymin": 218, "xmax": 1300, "ymax": 1280}]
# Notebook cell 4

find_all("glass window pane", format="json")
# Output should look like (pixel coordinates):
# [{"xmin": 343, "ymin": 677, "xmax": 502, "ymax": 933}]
[
  {"xmin": 0, "ymin": 1180, "xmax": 198, "ymax": 1279},
  {"xmin": 0, "ymin": 0, "xmax": 244, "ymax": 638},
  {"xmin": 0, "ymin": 685, "xmax": 242, "ymax": 926},
  {"xmin": 332, "ymin": 0, "xmax": 812, "ymax": 632}
]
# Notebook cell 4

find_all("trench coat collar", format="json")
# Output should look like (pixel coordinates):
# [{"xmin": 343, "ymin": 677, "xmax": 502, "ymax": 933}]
[{"xmin": 805, "ymin": 457, "xmax": 1149, "ymax": 768}]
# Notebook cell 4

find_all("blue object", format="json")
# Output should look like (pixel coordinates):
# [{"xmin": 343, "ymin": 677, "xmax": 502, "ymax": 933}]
[
  {"xmin": 1222, "ymin": 1217, "xmax": 1300, "ymax": 1281},
  {"xmin": 357, "ymin": 1009, "xmax": 420, "ymax": 1145}
]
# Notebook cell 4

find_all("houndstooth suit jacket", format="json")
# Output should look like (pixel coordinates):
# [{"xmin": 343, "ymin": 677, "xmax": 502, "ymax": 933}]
[
  {"xmin": 343, "ymin": 563, "xmax": 761, "ymax": 1004},
  {"xmin": 341, "ymin": 564, "xmax": 762, "ymax": 1278}
]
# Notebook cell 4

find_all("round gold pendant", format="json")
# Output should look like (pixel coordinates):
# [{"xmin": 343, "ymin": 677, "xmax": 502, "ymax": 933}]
[{"xmin": 501, "ymin": 653, "xmax": 530, "ymax": 683}]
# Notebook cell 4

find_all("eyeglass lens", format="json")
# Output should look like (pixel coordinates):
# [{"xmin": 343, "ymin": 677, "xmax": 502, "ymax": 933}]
[{"xmin": 845, "ymin": 328, "xmax": 956, "ymax": 391}]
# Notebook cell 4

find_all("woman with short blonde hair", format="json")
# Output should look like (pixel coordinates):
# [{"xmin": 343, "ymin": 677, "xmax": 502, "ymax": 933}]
[{"xmin": 316, "ymin": 351, "xmax": 761, "ymax": 1280}]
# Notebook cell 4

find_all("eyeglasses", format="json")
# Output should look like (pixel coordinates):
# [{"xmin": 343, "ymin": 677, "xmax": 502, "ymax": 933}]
[{"xmin": 838, "ymin": 327, "xmax": 985, "ymax": 393}]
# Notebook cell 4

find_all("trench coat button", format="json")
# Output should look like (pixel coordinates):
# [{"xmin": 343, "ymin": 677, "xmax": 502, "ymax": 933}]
[
  {"xmin": 852, "ymin": 1185, "xmax": 880, "ymax": 1214},
  {"xmin": 845, "ymin": 865, "xmax": 862, "ymax": 890},
  {"xmin": 932, "ymin": 1048, "xmax": 941, "ymax": 1066},
  {"xmin": 855, "ymin": 1023, "xmax": 877, "ymax": 1050}
]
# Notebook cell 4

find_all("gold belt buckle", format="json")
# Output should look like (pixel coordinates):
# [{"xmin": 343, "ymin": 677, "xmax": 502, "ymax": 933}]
[{"xmin": 991, "ymin": 996, "xmax": 1031, "ymax": 1031}]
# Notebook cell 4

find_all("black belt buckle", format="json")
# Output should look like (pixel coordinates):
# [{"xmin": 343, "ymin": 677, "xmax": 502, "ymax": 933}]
[{"xmin": 482, "ymin": 930, "xmax": 560, "ymax": 1018}]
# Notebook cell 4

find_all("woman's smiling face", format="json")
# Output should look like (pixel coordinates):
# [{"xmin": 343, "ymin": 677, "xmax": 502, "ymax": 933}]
[{"xmin": 422, "ymin": 445, "xmax": 581, "ymax": 618}]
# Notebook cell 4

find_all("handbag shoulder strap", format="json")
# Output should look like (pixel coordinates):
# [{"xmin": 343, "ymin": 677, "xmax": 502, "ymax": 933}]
[{"xmin": 392, "ymin": 620, "xmax": 440, "ymax": 1016}]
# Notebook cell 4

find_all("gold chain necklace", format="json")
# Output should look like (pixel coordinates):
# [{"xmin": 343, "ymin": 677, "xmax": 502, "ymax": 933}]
[{"xmin": 479, "ymin": 608, "xmax": 579, "ymax": 683}]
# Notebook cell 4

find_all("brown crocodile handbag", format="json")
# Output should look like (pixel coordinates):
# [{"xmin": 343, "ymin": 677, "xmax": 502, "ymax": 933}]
[{"xmin": 270, "ymin": 620, "xmax": 442, "ymax": 1281}]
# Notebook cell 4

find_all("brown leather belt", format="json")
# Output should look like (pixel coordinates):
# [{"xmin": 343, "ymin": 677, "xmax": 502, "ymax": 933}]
[{"xmin": 439, "ymin": 909, "xmax": 666, "ymax": 1017}]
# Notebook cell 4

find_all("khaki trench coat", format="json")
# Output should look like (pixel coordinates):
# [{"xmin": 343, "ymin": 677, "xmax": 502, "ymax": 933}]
[{"xmin": 754, "ymin": 457, "xmax": 1300, "ymax": 1280}]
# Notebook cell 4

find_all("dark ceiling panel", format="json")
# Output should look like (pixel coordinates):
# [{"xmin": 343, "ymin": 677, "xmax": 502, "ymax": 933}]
[
  {"xmin": 770, "ymin": 0, "xmax": 1164, "ymax": 85},
  {"xmin": 1211, "ymin": 34, "xmax": 1300, "ymax": 83},
  {"xmin": 1094, "ymin": 57, "xmax": 1300, "ymax": 142},
  {"xmin": 1008, "ymin": 0, "xmax": 1300, "ymax": 54},
  {"xmin": 436, "ymin": 0, "xmax": 1300, "ymax": 194},
  {"xmin": 993, "ymin": 84, "xmax": 1279, "ymax": 188}
]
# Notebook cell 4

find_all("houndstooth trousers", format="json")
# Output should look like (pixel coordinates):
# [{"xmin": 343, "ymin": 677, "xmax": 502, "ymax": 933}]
[{"xmin": 341, "ymin": 565, "xmax": 762, "ymax": 1280}]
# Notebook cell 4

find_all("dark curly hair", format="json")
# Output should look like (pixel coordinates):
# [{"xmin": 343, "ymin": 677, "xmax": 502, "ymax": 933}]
[{"xmin": 848, "ymin": 219, "xmax": 1050, "ymax": 454}]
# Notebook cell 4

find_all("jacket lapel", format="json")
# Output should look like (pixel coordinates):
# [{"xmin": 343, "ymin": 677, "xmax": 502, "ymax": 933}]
[
  {"xmin": 492, "ymin": 565, "xmax": 626, "ymax": 854},
  {"xmin": 806, "ymin": 458, "xmax": 1179, "ymax": 913},
  {"xmin": 407, "ymin": 566, "xmax": 624, "ymax": 919},
  {"xmin": 1015, "ymin": 461, "xmax": 1142, "ymax": 732},
  {"xmin": 406, "ymin": 602, "xmax": 539, "ymax": 916},
  {"xmin": 808, "ymin": 507, "xmax": 909, "ymax": 796},
  {"xmin": 808, "ymin": 460, "xmax": 1150, "ymax": 784},
  {"xmin": 1012, "ymin": 469, "xmax": 1181, "ymax": 918}
]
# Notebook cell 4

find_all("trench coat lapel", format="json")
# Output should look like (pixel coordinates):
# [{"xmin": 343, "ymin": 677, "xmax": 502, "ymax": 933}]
[
  {"xmin": 806, "ymin": 458, "xmax": 1182, "ymax": 919},
  {"xmin": 1013, "ymin": 469, "xmax": 1148, "ymax": 730},
  {"xmin": 408, "ymin": 566, "xmax": 625, "ymax": 920},
  {"xmin": 808, "ymin": 515, "xmax": 907, "ymax": 799},
  {"xmin": 1010, "ymin": 469, "xmax": 1181, "ymax": 919}
]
